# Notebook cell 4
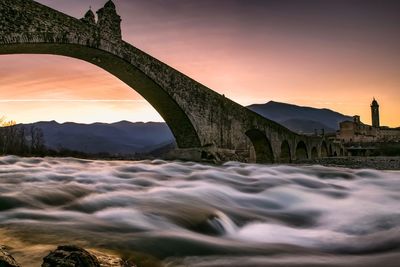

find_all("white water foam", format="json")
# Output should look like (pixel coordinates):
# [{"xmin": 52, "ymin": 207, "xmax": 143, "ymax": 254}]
[{"xmin": 1, "ymin": 156, "xmax": 400, "ymax": 266}]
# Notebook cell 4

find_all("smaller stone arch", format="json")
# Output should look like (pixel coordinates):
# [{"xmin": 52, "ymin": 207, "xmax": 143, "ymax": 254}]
[
  {"xmin": 296, "ymin": 141, "xmax": 308, "ymax": 160},
  {"xmin": 246, "ymin": 129, "xmax": 274, "ymax": 163},
  {"xmin": 311, "ymin": 147, "xmax": 318, "ymax": 159},
  {"xmin": 321, "ymin": 141, "xmax": 328, "ymax": 157},
  {"xmin": 280, "ymin": 140, "xmax": 291, "ymax": 163}
]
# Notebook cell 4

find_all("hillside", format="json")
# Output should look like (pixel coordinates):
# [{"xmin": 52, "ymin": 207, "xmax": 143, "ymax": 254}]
[
  {"xmin": 15, "ymin": 101, "xmax": 353, "ymax": 155},
  {"xmin": 23, "ymin": 120, "xmax": 175, "ymax": 155},
  {"xmin": 247, "ymin": 101, "xmax": 352, "ymax": 134}
]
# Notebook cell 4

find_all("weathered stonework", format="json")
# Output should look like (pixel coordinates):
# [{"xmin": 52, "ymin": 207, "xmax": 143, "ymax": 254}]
[
  {"xmin": 96, "ymin": 1, "xmax": 121, "ymax": 41},
  {"xmin": 0, "ymin": 0, "xmax": 342, "ymax": 163},
  {"xmin": 81, "ymin": 9, "xmax": 96, "ymax": 26}
]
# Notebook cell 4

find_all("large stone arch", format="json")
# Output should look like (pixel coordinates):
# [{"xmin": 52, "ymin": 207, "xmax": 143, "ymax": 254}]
[
  {"xmin": 0, "ymin": 43, "xmax": 201, "ymax": 149},
  {"xmin": 245, "ymin": 129, "xmax": 274, "ymax": 163},
  {"xmin": 279, "ymin": 140, "xmax": 291, "ymax": 163},
  {"xmin": 295, "ymin": 141, "xmax": 308, "ymax": 160},
  {"xmin": 0, "ymin": 0, "xmax": 332, "ymax": 162}
]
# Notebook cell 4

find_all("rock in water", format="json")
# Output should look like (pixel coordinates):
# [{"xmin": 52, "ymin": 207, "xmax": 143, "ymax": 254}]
[
  {"xmin": 89, "ymin": 250, "xmax": 137, "ymax": 267},
  {"xmin": 42, "ymin": 245, "xmax": 100, "ymax": 267},
  {"xmin": 0, "ymin": 245, "xmax": 20, "ymax": 267}
]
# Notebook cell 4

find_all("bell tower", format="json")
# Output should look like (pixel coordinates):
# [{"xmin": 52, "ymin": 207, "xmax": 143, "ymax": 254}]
[
  {"xmin": 81, "ymin": 8, "xmax": 96, "ymax": 25},
  {"xmin": 96, "ymin": 0, "xmax": 121, "ymax": 41},
  {"xmin": 371, "ymin": 98, "xmax": 380, "ymax": 128}
]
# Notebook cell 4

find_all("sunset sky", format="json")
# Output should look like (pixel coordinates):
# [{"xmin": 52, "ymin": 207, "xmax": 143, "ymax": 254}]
[{"xmin": 0, "ymin": 0, "xmax": 399, "ymax": 127}]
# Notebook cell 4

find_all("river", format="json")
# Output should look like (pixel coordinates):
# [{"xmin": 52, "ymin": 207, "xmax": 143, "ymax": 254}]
[{"xmin": 1, "ymin": 156, "xmax": 399, "ymax": 266}]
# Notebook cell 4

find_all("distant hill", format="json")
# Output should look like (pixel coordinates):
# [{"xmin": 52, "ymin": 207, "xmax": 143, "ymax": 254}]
[
  {"xmin": 18, "ymin": 101, "xmax": 352, "ymax": 155},
  {"xmin": 247, "ymin": 101, "xmax": 352, "ymax": 134},
  {"xmin": 22, "ymin": 121, "xmax": 175, "ymax": 155}
]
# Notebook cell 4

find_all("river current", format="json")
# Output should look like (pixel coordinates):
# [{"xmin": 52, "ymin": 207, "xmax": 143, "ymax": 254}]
[{"xmin": 0, "ymin": 156, "xmax": 399, "ymax": 266}]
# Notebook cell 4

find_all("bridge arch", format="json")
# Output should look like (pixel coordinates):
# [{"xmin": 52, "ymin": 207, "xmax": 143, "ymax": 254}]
[
  {"xmin": 295, "ymin": 141, "xmax": 308, "ymax": 160},
  {"xmin": 279, "ymin": 140, "xmax": 291, "ymax": 163},
  {"xmin": 245, "ymin": 129, "xmax": 274, "ymax": 163},
  {"xmin": 0, "ymin": 0, "xmax": 335, "ymax": 163},
  {"xmin": 0, "ymin": 42, "xmax": 201, "ymax": 149}
]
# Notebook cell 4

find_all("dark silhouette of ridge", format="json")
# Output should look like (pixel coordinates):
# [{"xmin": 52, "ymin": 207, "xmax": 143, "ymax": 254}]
[
  {"xmin": 20, "ymin": 121, "xmax": 175, "ymax": 155},
  {"xmin": 17, "ymin": 101, "xmax": 352, "ymax": 155},
  {"xmin": 247, "ymin": 101, "xmax": 352, "ymax": 134}
]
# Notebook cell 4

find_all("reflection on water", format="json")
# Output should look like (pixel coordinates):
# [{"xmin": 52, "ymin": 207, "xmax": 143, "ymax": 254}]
[{"xmin": 0, "ymin": 156, "xmax": 400, "ymax": 266}]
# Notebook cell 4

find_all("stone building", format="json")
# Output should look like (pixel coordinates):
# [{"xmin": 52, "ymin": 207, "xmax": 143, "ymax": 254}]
[
  {"xmin": 96, "ymin": 0, "xmax": 122, "ymax": 40},
  {"xmin": 337, "ymin": 99, "xmax": 400, "ymax": 143},
  {"xmin": 79, "ymin": 1, "xmax": 122, "ymax": 41}
]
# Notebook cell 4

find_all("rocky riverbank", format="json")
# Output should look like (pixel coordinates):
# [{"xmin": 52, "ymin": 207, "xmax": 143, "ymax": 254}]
[
  {"xmin": 0, "ymin": 245, "xmax": 136, "ymax": 267},
  {"xmin": 297, "ymin": 156, "xmax": 400, "ymax": 170},
  {"xmin": 1, "ymin": 245, "xmax": 20, "ymax": 267}
]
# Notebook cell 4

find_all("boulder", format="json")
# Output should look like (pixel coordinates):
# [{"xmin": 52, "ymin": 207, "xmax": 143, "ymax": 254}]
[
  {"xmin": 42, "ymin": 245, "xmax": 100, "ymax": 267},
  {"xmin": 0, "ymin": 245, "xmax": 20, "ymax": 267},
  {"xmin": 90, "ymin": 251, "xmax": 136, "ymax": 267}
]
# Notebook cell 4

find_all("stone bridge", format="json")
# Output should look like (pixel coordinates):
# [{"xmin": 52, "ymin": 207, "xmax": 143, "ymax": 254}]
[{"xmin": 0, "ymin": 0, "xmax": 343, "ymax": 163}]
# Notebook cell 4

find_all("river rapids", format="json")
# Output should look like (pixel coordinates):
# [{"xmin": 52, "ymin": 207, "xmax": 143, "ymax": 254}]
[{"xmin": 0, "ymin": 156, "xmax": 399, "ymax": 266}]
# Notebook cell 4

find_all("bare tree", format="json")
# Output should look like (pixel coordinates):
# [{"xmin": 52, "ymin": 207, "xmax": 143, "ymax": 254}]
[
  {"xmin": 0, "ymin": 116, "xmax": 45, "ymax": 156},
  {"xmin": 30, "ymin": 125, "xmax": 45, "ymax": 154}
]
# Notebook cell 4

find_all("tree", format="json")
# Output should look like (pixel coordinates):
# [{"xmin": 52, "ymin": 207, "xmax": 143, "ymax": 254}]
[
  {"xmin": 29, "ymin": 125, "xmax": 45, "ymax": 154},
  {"xmin": 0, "ymin": 116, "xmax": 16, "ymax": 127},
  {"xmin": 0, "ymin": 115, "xmax": 17, "ymax": 154},
  {"xmin": 0, "ymin": 116, "xmax": 45, "ymax": 156}
]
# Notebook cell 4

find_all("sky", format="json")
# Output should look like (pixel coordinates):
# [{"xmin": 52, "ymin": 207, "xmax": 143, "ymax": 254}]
[{"xmin": 0, "ymin": 0, "xmax": 399, "ymax": 127}]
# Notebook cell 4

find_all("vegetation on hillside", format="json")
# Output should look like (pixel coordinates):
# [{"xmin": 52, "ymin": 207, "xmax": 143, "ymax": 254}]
[{"xmin": 0, "ymin": 116, "xmax": 45, "ymax": 156}]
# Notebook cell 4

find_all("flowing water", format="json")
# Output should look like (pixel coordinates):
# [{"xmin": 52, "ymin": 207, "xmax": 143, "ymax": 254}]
[{"xmin": 0, "ymin": 156, "xmax": 399, "ymax": 266}]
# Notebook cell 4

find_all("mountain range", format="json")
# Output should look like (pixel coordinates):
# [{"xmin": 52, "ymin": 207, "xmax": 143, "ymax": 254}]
[
  {"xmin": 21, "ymin": 101, "xmax": 352, "ymax": 155},
  {"xmin": 247, "ymin": 101, "xmax": 352, "ymax": 134},
  {"xmin": 23, "ymin": 120, "xmax": 175, "ymax": 155}
]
